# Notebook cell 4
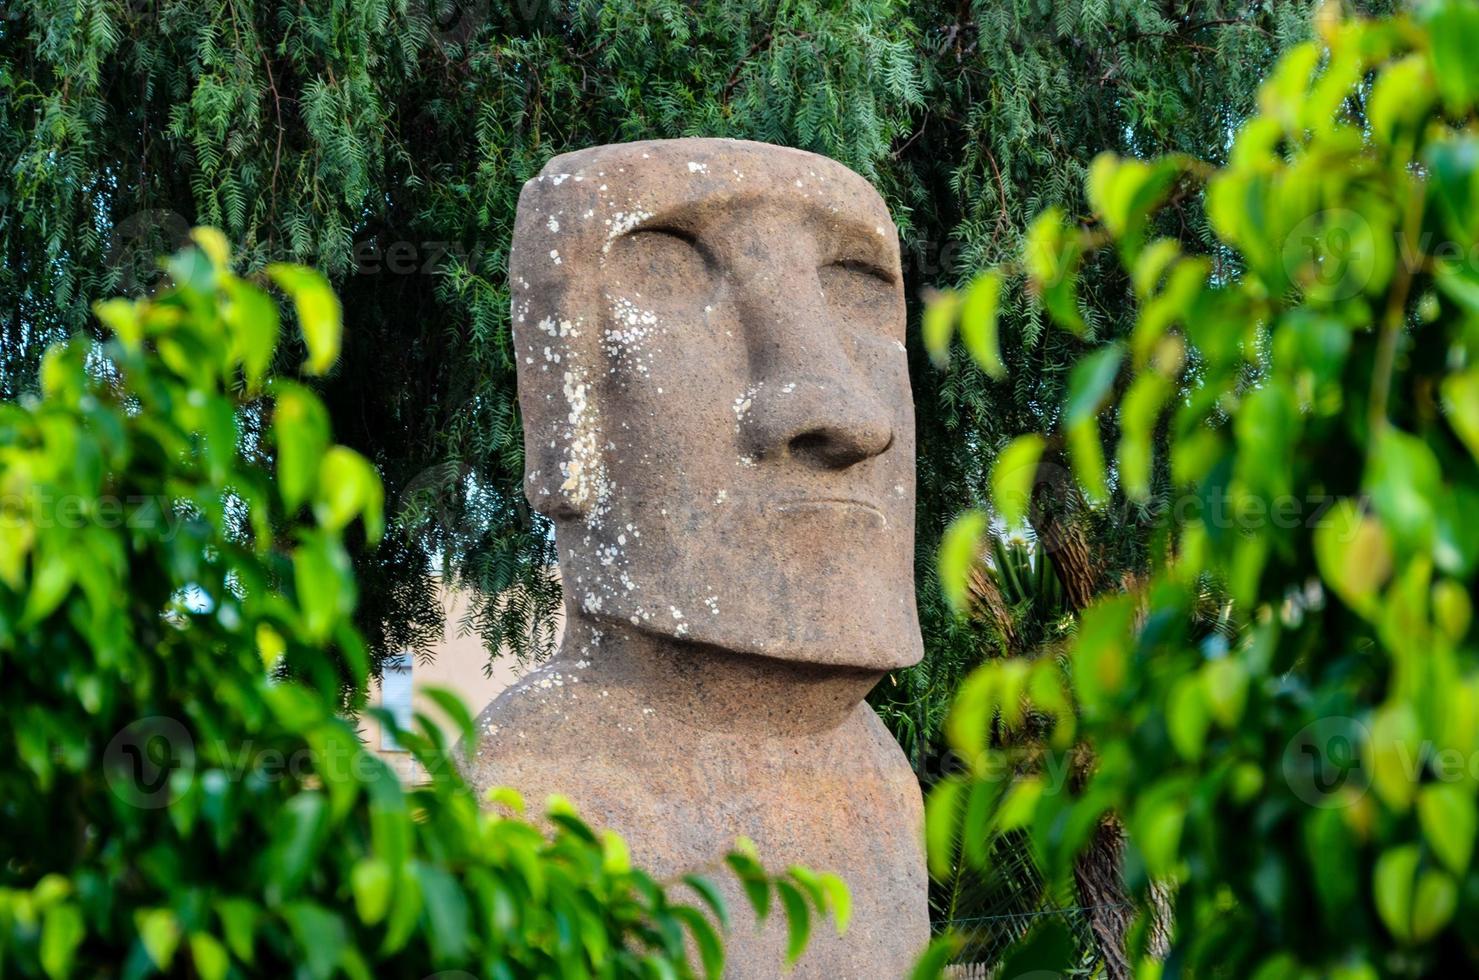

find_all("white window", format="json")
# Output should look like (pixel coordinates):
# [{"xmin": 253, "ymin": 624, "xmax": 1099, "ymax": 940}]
[{"xmin": 380, "ymin": 652, "xmax": 414, "ymax": 752}]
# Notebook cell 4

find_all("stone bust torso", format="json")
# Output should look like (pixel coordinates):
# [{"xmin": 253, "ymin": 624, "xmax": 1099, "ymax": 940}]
[{"xmin": 464, "ymin": 137, "xmax": 929, "ymax": 977}]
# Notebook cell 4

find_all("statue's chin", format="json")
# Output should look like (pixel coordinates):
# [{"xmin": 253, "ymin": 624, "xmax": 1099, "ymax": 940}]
[{"xmin": 581, "ymin": 591, "xmax": 924, "ymax": 671}]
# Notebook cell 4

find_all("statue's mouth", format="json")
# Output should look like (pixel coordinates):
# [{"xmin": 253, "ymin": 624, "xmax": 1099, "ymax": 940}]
[{"xmin": 773, "ymin": 496, "xmax": 887, "ymax": 526}]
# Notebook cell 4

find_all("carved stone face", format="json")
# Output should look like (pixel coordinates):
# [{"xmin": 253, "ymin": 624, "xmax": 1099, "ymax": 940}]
[{"xmin": 510, "ymin": 138, "xmax": 921, "ymax": 671}]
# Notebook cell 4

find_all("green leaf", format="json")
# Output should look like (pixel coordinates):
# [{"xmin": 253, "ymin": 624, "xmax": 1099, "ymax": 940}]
[
  {"xmin": 681, "ymin": 875, "xmax": 729, "ymax": 931},
  {"xmin": 1202, "ymin": 657, "xmax": 1250, "ymax": 728},
  {"xmin": 817, "ymin": 873, "xmax": 850, "ymax": 936},
  {"xmin": 1366, "ymin": 428, "xmax": 1443, "ymax": 550},
  {"xmin": 1064, "ymin": 343, "xmax": 1124, "ymax": 425},
  {"xmin": 925, "ymin": 777, "xmax": 964, "ymax": 879},
  {"xmin": 214, "ymin": 899, "xmax": 257, "ymax": 963},
  {"xmin": 267, "ymin": 264, "xmax": 342, "ymax": 375},
  {"xmin": 136, "ymin": 908, "xmax": 182, "ymax": 971},
  {"xmin": 188, "ymin": 932, "xmax": 230, "ymax": 980},
  {"xmin": 1367, "ymin": 704, "xmax": 1421, "ymax": 812},
  {"xmin": 723, "ymin": 852, "xmax": 770, "ymax": 922},
  {"xmin": 601, "ymin": 830, "xmax": 631, "ymax": 874},
  {"xmin": 1441, "ymin": 368, "xmax": 1479, "ymax": 465},
  {"xmin": 1071, "ymin": 596, "xmax": 1135, "ymax": 712},
  {"xmin": 945, "ymin": 667, "xmax": 995, "ymax": 763},
  {"xmin": 412, "ymin": 863, "xmax": 470, "ymax": 964},
  {"xmin": 1025, "ymin": 208, "xmax": 1085, "ymax": 334},
  {"xmin": 1418, "ymin": 783, "xmax": 1476, "ymax": 874},
  {"xmin": 418, "ymin": 685, "xmax": 476, "ymax": 748},
  {"xmin": 283, "ymin": 903, "xmax": 346, "ymax": 980},
  {"xmin": 990, "ymin": 435, "xmax": 1045, "ymax": 530},
  {"xmin": 293, "ymin": 534, "xmax": 355, "ymax": 642},
  {"xmin": 267, "ymin": 792, "xmax": 329, "ymax": 902},
  {"xmin": 1067, "ymin": 417, "xmax": 1108, "ymax": 508},
  {"xmin": 922, "ymin": 289, "xmax": 960, "ymax": 368},
  {"xmin": 908, "ymin": 934, "xmax": 963, "ymax": 980},
  {"xmin": 273, "ymin": 383, "xmax": 330, "ymax": 511},
  {"xmin": 1370, "ymin": 55, "xmax": 1436, "ymax": 145},
  {"xmin": 1118, "ymin": 372, "xmax": 1171, "ymax": 501},
  {"xmin": 671, "ymin": 905, "xmax": 724, "ymax": 979},
  {"xmin": 1411, "ymin": 867, "xmax": 1458, "ymax": 942},
  {"xmin": 223, "ymin": 279, "xmax": 281, "ymax": 392},
  {"xmin": 994, "ymin": 776, "xmax": 1044, "ymax": 833},
  {"xmin": 93, "ymin": 297, "xmax": 144, "ymax": 351},
  {"xmin": 190, "ymin": 227, "xmax": 231, "ymax": 271},
  {"xmin": 315, "ymin": 446, "xmax": 384, "ymax": 543},
  {"xmin": 937, "ymin": 510, "xmax": 986, "ymax": 614},
  {"xmin": 40, "ymin": 903, "xmax": 83, "ymax": 980},
  {"xmin": 351, "ymin": 859, "xmax": 392, "ymax": 925},
  {"xmin": 1313, "ymin": 499, "xmax": 1393, "ymax": 619},
  {"xmin": 1166, "ymin": 675, "xmax": 1210, "ymax": 762},
  {"xmin": 958, "ymin": 270, "xmax": 1004, "ymax": 379},
  {"xmin": 775, "ymin": 879, "xmax": 811, "ymax": 965},
  {"xmin": 1425, "ymin": 0, "xmax": 1479, "ymax": 113}
]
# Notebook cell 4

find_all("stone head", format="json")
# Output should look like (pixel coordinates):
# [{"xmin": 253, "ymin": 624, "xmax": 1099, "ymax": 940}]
[{"xmin": 510, "ymin": 138, "xmax": 922, "ymax": 671}]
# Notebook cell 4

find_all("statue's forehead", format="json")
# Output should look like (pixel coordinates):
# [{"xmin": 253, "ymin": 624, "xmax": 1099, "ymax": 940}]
[{"xmin": 514, "ymin": 138, "xmax": 897, "ymax": 271}]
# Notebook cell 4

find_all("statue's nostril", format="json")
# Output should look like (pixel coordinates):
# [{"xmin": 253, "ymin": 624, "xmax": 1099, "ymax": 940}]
[{"xmin": 787, "ymin": 431, "xmax": 836, "ymax": 467}]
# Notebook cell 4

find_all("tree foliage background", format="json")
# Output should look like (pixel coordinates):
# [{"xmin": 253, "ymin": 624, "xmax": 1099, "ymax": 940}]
[{"xmin": 0, "ymin": 0, "xmax": 1372, "ymax": 967}]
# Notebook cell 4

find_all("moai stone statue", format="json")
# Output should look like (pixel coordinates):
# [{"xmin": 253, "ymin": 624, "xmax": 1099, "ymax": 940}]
[{"xmin": 465, "ymin": 138, "xmax": 929, "ymax": 976}]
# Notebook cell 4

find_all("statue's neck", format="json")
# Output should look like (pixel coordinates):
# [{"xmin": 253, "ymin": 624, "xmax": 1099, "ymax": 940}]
[{"xmin": 553, "ymin": 617, "xmax": 882, "ymax": 737}]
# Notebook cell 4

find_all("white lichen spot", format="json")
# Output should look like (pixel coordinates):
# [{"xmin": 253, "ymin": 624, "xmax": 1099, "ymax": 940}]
[
  {"xmin": 687, "ymin": 161, "xmax": 709, "ymax": 173},
  {"xmin": 604, "ymin": 209, "xmax": 654, "ymax": 250},
  {"xmin": 549, "ymin": 249, "xmax": 562, "ymax": 265},
  {"xmin": 547, "ymin": 215, "xmax": 561, "ymax": 232},
  {"xmin": 557, "ymin": 365, "xmax": 611, "ymax": 525}
]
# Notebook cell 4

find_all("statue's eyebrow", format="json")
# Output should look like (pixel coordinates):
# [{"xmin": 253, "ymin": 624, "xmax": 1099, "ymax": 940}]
[
  {"xmin": 821, "ymin": 216, "xmax": 900, "ymax": 281},
  {"xmin": 616, "ymin": 192, "xmax": 897, "ymax": 268}
]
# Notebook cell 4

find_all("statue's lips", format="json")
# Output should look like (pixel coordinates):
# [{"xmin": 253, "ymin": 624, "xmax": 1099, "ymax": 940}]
[{"xmin": 772, "ymin": 497, "xmax": 887, "ymax": 527}]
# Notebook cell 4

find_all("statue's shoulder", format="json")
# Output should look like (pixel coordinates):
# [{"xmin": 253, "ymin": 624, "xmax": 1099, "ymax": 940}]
[{"xmin": 459, "ymin": 659, "xmax": 650, "ymax": 798}]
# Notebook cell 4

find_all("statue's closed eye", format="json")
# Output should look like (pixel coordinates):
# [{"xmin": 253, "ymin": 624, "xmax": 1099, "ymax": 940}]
[
  {"xmin": 819, "ymin": 259, "xmax": 900, "ymax": 337},
  {"xmin": 605, "ymin": 228, "xmax": 714, "ymax": 309}
]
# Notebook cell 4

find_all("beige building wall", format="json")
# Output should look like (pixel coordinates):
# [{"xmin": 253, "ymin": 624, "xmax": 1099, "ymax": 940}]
[{"xmin": 367, "ymin": 581, "xmax": 559, "ymax": 782}]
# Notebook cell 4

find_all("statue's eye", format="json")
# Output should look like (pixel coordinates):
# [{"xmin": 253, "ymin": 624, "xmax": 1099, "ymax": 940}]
[
  {"xmin": 604, "ymin": 228, "xmax": 714, "ymax": 311},
  {"xmin": 822, "ymin": 259, "xmax": 895, "ymax": 287},
  {"xmin": 819, "ymin": 259, "xmax": 901, "ymax": 337}
]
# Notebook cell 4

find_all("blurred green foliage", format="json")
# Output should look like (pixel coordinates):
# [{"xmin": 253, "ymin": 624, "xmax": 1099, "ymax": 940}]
[
  {"xmin": 0, "ymin": 232, "xmax": 837, "ymax": 978},
  {"xmin": 928, "ymin": 1, "xmax": 1479, "ymax": 974}
]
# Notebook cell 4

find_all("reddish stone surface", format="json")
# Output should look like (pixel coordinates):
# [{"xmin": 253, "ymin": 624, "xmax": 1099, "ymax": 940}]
[{"xmin": 464, "ymin": 138, "xmax": 929, "ymax": 976}]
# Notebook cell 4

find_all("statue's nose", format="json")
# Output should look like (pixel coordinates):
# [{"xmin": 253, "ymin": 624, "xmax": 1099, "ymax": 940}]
[{"xmin": 732, "ymin": 259, "xmax": 895, "ymax": 471}]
